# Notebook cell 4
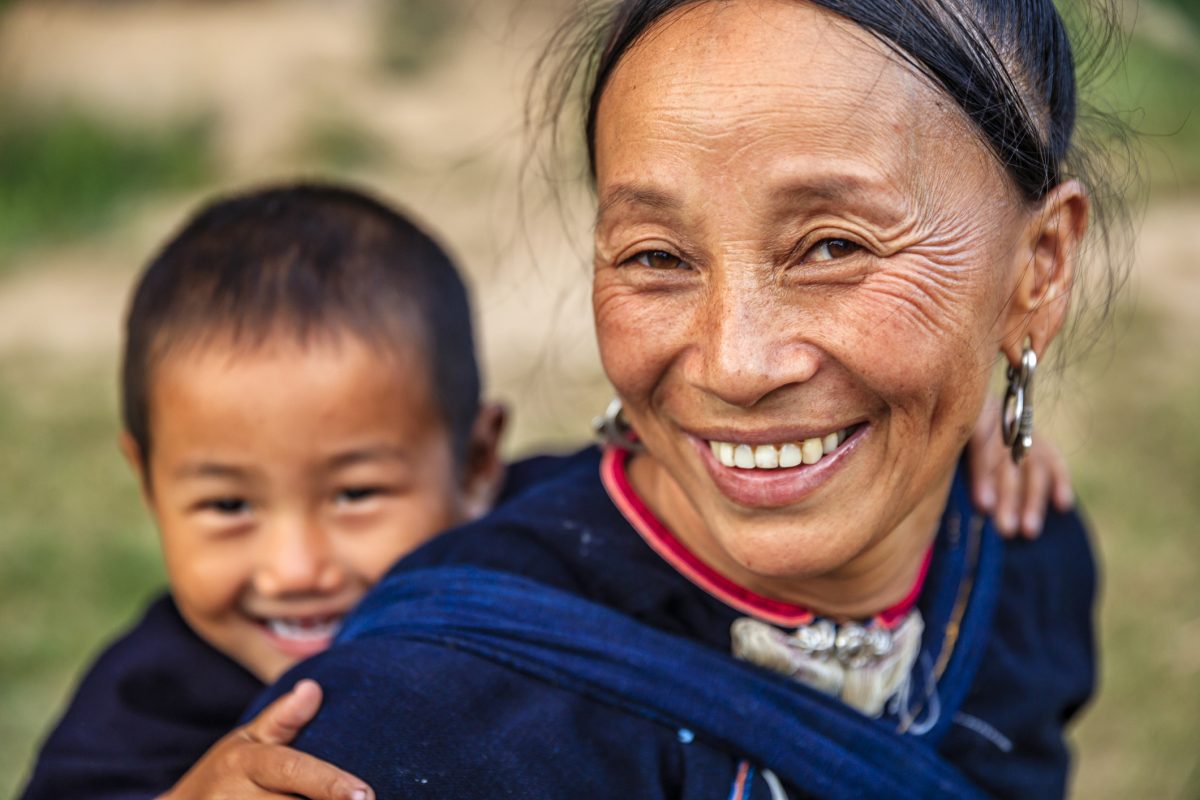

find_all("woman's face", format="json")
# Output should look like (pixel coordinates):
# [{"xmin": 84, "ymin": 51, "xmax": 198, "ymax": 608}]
[{"xmin": 592, "ymin": 0, "xmax": 1038, "ymax": 600}]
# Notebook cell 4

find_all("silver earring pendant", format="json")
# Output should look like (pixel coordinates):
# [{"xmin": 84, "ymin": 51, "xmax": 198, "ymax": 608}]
[
  {"xmin": 592, "ymin": 397, "xmax": 642, "ymax": 451},
  {"xmin": 1001, "ymin": 342, "xmax": 1037, "ymax": 464}
]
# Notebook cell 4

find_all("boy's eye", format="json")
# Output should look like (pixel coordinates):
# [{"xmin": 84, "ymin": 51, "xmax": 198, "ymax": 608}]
[
  {"xmin": 627, "ymin": 250, "xmax": 687, "ymax": 270},
  {"xmin": 203, "ymin": 497, "xmax": 249, "ymax": 515},
  {"xmin": 335, "ymin": 487, "xmax": 383, "ymax": 505}
]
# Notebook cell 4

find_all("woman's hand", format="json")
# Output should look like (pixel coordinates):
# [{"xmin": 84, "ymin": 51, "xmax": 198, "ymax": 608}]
[
  {"xmin": 158, "ymin": 679, "xmax": 373, "ymax": 800},
  {"xmin": 968, "ymin": 395, "xmax": 1075, "ymax": 538}
]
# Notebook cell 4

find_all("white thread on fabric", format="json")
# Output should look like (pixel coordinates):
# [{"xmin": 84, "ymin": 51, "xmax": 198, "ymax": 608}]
[
  {"xmin": 952, "ymin": 712, "xmax": 1014, "ymax": 752},
  {"xmin": 761, "ymin": 769, "xmax": 791, "ymax": 800},
  {"xmin": 890, "ymin": 652, "xmax": 941, "ymax": 735}
]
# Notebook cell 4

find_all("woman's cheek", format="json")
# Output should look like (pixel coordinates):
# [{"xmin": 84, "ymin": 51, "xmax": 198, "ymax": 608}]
[{"xmin": 593, "ymin": 278, "xmax": 692, "ymax": 399}]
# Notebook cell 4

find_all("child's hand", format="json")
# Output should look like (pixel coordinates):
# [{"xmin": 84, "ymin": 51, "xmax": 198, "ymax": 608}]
[
  {"xmin": 968, "ymin": 395, "xmax": 1075, "ymax": 539},
  {"xmin": 158, "ymin": 679, "xmax": 373, "ymax": 800}
]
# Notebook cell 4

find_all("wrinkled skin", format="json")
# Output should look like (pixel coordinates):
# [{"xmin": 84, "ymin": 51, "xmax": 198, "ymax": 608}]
[{"xmin": 592, "ymin": 0, "xmax": 1086, "ymax": 618}]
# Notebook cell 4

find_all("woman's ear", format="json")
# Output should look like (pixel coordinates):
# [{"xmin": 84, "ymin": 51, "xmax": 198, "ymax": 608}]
[
  {"xmin": 1002, "ymin": 179, "xmax": 1089, "ymax": 363},
  {"xmin": 459, "ymin": 401, "xmax": 509, "ymax": 520}
]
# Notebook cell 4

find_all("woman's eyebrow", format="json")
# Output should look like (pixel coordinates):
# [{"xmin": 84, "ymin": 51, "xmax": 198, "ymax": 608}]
[
  {"xmin": 768, "ymin": 171, "xmax": 906, "ymax": 224},
  {"xmin": 596, "ymin": 183, "xmax": 681, "ymax": 224}
]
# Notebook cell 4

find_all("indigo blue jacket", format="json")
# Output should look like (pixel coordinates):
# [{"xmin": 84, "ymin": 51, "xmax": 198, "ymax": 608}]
[{"xmin": 255, "ymin": 447, "xmax": 1096, "ymax": 799}]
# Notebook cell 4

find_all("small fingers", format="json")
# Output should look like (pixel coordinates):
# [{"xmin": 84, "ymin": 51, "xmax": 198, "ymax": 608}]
[
  {"xmin": 993, "ymin": 457, "xmax": 1021, "ymax": 538},
  {"xmin": 1047, "ymin": 443, "xmax": 1076, "ymax": 512},
  {"xmin": 1018, "ymin": 456, "xmax": 1050, "ymax": 539},
  {"xmin": 249, "ymin": 743, "xmax": 374, "ymax": 800},
  {"xmin": 967, "ymin": 407, "xmax": 1004, "ymax": 514},
  {"xmin": 245, "ymin": 680, "xmax": 324, "ymax": 745}
]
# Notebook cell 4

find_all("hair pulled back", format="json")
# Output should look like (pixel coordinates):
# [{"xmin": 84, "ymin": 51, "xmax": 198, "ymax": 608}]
[{"xmin": 533, "ymin": 0, "xmax": 1137, "ymax": 367}]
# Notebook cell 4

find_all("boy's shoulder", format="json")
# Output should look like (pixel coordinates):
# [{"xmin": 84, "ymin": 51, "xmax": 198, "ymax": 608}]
[
  {"xmin": 394, "ymin": 445, "xmax": 683, "ymax": 601},
  {"xmin": 20, "ymin": 593, "xmax": 262, "ymax": 800},
  {"xmin": 495, "ymin": 446, "xmax": 604, "ymax": 503}
]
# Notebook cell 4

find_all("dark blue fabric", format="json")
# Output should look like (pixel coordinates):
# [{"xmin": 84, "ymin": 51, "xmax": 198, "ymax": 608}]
[
  {"xmin": 254, "ymin": 448, "xmax": 1096, "ymax": 799},
  {"xmin": 18, "ymin": 454, "xmax": 571, "ymax": 800},
  {"xmin": 18, "ymin": 596, "xmax": 262, "ymax": 800},
  {"xmin": 333, "ymin": 566, "xmax": 987, "ymax": 799}
]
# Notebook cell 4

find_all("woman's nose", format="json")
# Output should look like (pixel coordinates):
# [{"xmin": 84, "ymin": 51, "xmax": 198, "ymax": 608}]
[
  {"xmin": 253, "ymin": 516, "xmax": 344, "ymax": 598},
  {"xmin": 690, "ymin": 282, "xmax": 821, "ymax": 408}
]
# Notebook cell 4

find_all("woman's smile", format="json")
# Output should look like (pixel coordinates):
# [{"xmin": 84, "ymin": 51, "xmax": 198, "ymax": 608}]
[{"xmin": 683, "ymin": 422, "xmax": 869, "ymax": 508}]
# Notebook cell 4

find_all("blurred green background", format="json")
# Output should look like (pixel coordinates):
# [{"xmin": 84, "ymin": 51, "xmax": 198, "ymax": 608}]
[{"xmin": 0, "ymin": 0, "xmax": 1197, "ymax": 797}]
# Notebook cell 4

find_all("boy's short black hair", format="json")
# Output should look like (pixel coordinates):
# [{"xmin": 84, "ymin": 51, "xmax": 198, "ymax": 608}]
[{"xmin": 122, "ymin": 182, "xmax": 480, "ymax": 466}]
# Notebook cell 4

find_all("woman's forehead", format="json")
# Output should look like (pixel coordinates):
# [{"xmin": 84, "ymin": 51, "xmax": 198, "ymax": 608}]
[{"xmin": 593, "ymin": 0, "xmax": 983, "ymax": 205}]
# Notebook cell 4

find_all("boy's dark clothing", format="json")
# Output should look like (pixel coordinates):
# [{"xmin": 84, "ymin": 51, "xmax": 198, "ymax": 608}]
[{"xmin": 19, "ymin": 454, "xmax": 567, "ymax": 800}]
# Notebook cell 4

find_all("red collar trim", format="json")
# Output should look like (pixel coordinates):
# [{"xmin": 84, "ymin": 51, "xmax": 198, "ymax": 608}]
[{"xmin": 599, "ymin": 447, "xmax": 929, "ymax": 629}]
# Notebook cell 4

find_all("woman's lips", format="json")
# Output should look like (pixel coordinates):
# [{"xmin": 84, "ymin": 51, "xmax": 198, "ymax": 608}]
[{"xmin": 689, "ymin": 423, "xmax": 867, "ymax": 508}]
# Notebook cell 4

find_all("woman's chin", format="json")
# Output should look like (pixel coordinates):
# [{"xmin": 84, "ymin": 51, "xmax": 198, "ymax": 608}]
[{"xmin": 713, "ymin": 518, "xmax": 870, "ymax": 584}]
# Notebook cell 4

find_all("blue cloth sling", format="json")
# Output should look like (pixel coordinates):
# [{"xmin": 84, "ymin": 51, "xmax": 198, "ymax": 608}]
[{"xmin": 340, "ymin": 491, "xmax": 1002, "ymax": 800}]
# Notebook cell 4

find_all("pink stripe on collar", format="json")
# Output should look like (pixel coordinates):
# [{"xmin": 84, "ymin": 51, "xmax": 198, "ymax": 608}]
[{"xmin": 600, "ymin": 447, "xmax": 930, "ymax": 629}]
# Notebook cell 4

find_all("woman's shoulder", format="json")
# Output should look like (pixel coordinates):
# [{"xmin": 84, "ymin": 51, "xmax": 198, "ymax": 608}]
[
  {"xmin": 943, "ymin": 505, "xmax": 1097, "ymax": 797},
  {"xmin": 271, "ymin": 632, "xmax": 691, "ymax": 798}
]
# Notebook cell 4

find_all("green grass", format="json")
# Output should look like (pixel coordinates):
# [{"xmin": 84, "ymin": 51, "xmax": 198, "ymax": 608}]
[
  {"xmin": 376, "ymin": 0, "xmax": 459, "ymax": 76},
  {"xmin": 0, "ymin": 107, "xmax": 212, "ymax": 271},
  {"xmin": 299, "ymin": 117, "xmax": 386, "ymax": 173},
  {"xmin": 1066, "ymin": 305, "xmax": 1200, "ymax": 798},
  {"xmin": 0, "ymin": 355, "xmax": 164, "ymax": 798},
  {"xmin": 1098, "ymin": 33, "xmax": 1200, "ymax": 187}
]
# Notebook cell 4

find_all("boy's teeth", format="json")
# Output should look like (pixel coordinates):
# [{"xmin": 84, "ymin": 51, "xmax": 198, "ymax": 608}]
[
  {"xmin": 708, "ymin": 427, "xmax": 853, "ymax": 471},
  {"xmin": 266, "ymin": 616, "xmax": 343, "ymax": 641}
]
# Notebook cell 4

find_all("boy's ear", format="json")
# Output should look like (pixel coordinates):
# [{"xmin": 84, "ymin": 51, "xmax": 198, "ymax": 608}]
[
  {"xmin": 118, "ymin": 430, "xmax": 153, "ymax": 504},
  {"xmin": 1001, "ymin": 179, "xmax": 1089, "ymax": 363},
  {"xmin": 459, "ymin": 401, "xmax": 508, "ymax": 521}
]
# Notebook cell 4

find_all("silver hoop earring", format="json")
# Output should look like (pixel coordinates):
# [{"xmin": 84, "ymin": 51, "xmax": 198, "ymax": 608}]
[
  {"xmin": 1001, "ymin": 342, "xmax": 1037, "ymax": 464},
  {"xmin": 592, "ymin": 397, "xmax": 642, "ymax": 451}
]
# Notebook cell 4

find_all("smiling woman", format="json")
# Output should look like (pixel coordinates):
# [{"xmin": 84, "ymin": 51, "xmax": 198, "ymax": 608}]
[{"xmin": 246, "ymin": 1, "xmax": 1125, "ymax": 798}]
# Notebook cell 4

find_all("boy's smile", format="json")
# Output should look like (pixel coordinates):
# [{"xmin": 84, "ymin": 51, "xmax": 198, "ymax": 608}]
[{"xmin": 128, "ymin": 331, "xmax": 478, "ymax": 682}]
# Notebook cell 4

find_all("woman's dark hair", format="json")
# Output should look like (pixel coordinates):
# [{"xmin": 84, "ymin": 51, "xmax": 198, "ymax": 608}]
[
  {"xmin": 122, "ymin": 182, "xmax": 481, "ymax": 468},
  {"xmin": 533, "ymin": 0, "xmax": 1137, "ymax": 367}
]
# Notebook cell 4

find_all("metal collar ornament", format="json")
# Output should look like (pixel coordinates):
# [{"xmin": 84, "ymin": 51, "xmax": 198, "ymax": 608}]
[
  {"xmin": 1002, "ymin": 342, "xmax": 1037, "ymax": 464},
  {"xmin": 731, "ymin": 611, "xmax": 924, "ymax": 718}
]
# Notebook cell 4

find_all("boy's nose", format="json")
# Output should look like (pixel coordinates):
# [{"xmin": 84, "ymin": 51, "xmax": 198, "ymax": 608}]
[{"xmin": 253, "ymin": 516, "xmax": 344, "ymax": 597}]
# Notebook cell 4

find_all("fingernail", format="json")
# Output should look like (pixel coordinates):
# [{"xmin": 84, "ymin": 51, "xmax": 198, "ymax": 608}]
[
  {"xmin": 978, "ymin": 485, "xmax": 996, "ymax": 511},
  {"xmin": 1000, "ymin": 512, "xmax": 1017, "ymax": 533},
  {"xmin": 349, "ymin": 790, "xmax": 369, "ymax": 800},
  {"xmin": 1023, "ymin": 513, "xmax": 1042, "ymax": 536}
]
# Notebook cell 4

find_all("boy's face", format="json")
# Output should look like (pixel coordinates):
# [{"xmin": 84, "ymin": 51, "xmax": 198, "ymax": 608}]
[{"xmin": 128, "ymin": 332, "xmax": 500, "ymax": 682}]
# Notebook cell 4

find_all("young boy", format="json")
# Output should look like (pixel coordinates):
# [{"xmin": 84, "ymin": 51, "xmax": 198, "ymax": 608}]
[
  {"xmin": 21, "ymin": 182, "xmax": 1074, "ymax": 800},
  {"xmin": 20, "ymin": 183, "xmax": 518, "ymax": 799}
]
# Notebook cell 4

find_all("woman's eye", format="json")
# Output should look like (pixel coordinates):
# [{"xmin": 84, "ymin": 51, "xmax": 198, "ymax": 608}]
[
  {"xmin": 628, "ymin": 250, "xmax": 687, "ymax": 270},
  {"xmin": 203, "ymin": 497, "xmax": 249, "ymax": 515},
  {"xmin": 804, "ymin": 238, "xmax": 861, "ymax": 262}
]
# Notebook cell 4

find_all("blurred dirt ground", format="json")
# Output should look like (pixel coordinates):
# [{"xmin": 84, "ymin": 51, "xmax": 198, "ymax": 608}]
[{"xmin": 0, "ymin": 1, "xmax": 1197, "ymax": 797}]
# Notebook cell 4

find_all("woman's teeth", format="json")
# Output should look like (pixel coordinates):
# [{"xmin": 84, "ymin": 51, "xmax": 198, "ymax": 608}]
[
  {"xmin": 266, "ymin": 616, "xmax": 343, "ymax": 641},
  {"xmin": 709, "ymin": 428, "xmax": 850, "ymax": 470}
]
